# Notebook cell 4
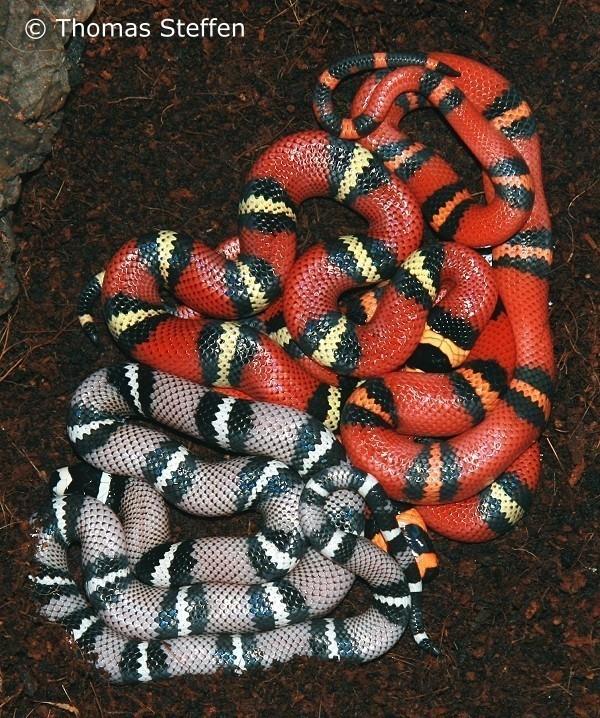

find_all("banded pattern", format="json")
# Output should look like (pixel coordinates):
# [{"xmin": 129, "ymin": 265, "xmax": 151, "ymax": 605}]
[
  {"xmin": 33, "ymin": 50, "xmax": 555, "ymax": 684},
  {"xmin": 312, "ymin": 51, "xmax": 553, "ymax": 540},
  {"xmin": 32, "ymin": 364, "xmax": 435, "ymax": 683},
  {"xmin": 49, "ymin": 462, "xmax": 308, "ymax": 588},
  {"xmin": 73, "ymin": 51, "xmax": 553, "ymax": 544},
  {"xmin": 283, "ymin": 240, "xmax": 497, "ymax": 376},
  {"xmin": 67, "ymin": 363, "xmax": 346, "ymax": 481},
  {"xmin": 73, "ymin": 52, "xmax": 554, "ymax": 543},
  {"xmin": 313, "ymin": 51, "xmax": 459, "ymax": 138},
  {"xmin": 83, "ymin": 131, "xmax": 424, "ymax": 429},
  {"xmin": 314, "ymin": 58, "xmax": 536, "ymax": 248}
]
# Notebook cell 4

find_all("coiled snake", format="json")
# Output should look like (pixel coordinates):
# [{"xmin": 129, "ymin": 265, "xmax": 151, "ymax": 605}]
[{"xmin": 32, "ymin": 51, "xmax": 553, "ymax": 682}]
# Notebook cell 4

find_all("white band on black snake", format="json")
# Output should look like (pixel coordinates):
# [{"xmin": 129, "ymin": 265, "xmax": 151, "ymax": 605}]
[
  {"xmin": 29, "ymin": 47, "xmax": 555, "ymax": 684},
  {"xmin": 32, "ymin": 363, "xmax": 436, "ymax": 683}
]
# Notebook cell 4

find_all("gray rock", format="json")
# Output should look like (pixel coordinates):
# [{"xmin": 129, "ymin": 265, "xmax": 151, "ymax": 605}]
[{"xmin": 0, "ymin": 0, "xmax": 96, "ymax": 314}]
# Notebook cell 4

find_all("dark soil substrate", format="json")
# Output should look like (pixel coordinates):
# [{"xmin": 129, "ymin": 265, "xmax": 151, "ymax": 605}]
[{"xmin": 1, "ymin": 2, "xmax": 597, "ymax": 717}]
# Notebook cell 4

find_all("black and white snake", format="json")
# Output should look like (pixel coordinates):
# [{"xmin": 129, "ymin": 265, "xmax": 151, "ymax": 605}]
[{"xmin": 32, "ymin": 363, "xmax": 435, "ymax": 683}]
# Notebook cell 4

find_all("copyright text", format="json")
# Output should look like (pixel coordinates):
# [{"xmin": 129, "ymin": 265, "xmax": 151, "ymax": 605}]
[{"xmin": 26, "ymin": 17, "xmax": 245, "ymax": 41}]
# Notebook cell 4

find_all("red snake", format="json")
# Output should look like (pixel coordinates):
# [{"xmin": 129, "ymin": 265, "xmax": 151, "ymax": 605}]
[{"xmin": 79, "ymin": 52, "xmax": 553, "ymax": 543}]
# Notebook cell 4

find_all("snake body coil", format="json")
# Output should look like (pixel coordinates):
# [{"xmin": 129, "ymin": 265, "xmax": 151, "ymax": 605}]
[
  {"xmin": 33, "ymin": 364, "xmax": 432, "ymax": 683},
  {"xmin": 32, "ymin": 50, "xmax": 553, "ymax": 682},
  {"xmin": 316, "ymin": 53, "xmax": 553, "ymax": 540}
]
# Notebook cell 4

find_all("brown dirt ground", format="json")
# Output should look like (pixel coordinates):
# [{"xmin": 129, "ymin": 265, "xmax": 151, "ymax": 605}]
[{"xmin": 1, "ymin": 1, "xmax": 598, "ymax": 717}]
